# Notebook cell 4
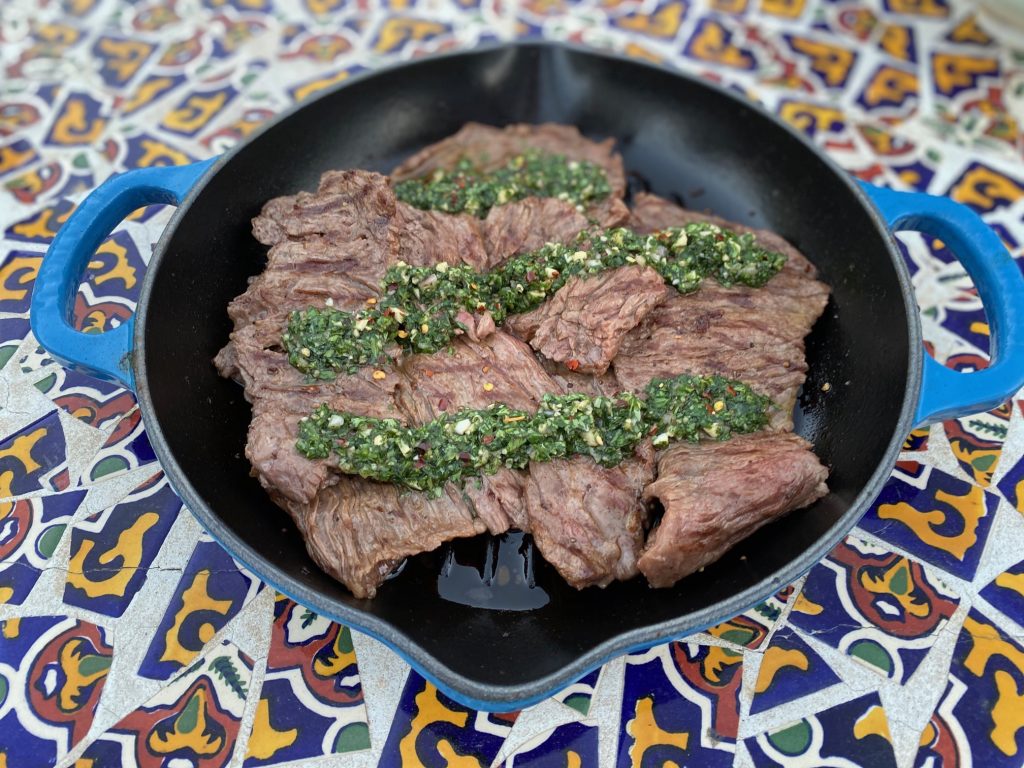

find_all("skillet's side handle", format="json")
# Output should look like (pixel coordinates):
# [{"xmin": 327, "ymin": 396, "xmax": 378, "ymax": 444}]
[
  {"xmin": 860, "ymin": 182, "xmax": 1024, "ymax": 427},
  {"xmin": 30, "ymin": 158, "xmax": 217, "ymax": 392}
]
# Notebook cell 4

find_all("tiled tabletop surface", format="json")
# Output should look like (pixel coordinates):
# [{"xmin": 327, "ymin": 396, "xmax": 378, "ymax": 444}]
[{"xmin": 3, "ymin": 0, "xmax": 1024, "ymax": 765}]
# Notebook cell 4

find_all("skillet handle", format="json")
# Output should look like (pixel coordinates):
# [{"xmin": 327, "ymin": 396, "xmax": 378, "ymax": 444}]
[
  {"xmin": 30, "ymin": 158, "xmax": 217, "ymax": 392},
  {"xmin": 860, "ymin": 182, "xmax": 1024, "ymax": 427}
]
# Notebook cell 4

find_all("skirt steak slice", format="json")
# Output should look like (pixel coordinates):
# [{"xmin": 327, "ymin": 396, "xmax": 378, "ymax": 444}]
[
  {"xmin": 639, "ymin": 432, "xmax": 829, "ymax": 587},
  {"xmin": 391, "ymin": 122, "xmax": 627, "ymax": 200},
  {"xmin": 614, "ymin": 193, "xmax": 831, "ymax": 430}
]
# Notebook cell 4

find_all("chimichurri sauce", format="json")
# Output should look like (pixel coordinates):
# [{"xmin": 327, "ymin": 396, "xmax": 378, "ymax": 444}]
[
  {"xmin": 296, "ymin": 373, "xmax": 772, "ymax": 495},
  {"xmin": 283, "ymin": 224, "xmax": 787, "ymax": 380},
  {"xmin": 393, "ymin": 151, "xmax": 612, "ymax": 218}
]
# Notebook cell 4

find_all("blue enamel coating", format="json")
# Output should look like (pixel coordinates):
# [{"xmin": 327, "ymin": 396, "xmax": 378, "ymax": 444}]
[
  {"xmin": 29, "ymin": 158, "xmax": 217, "ymax": 391},
  {"xmin": 860, "ymin": 182, "xmax": 1024, "ymax": 427}
]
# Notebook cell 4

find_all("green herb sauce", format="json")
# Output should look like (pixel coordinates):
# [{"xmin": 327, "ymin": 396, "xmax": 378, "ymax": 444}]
[
  {"xmin": 393, "ymin": 151, "xmax": 612, "ymax": 218},
  {"xmin": 283, "ymin": 224, "xmax": 787, "ymax": 380},
  {"xmin": 296, "ymin": 373, "xmax": 772, "ymax": 494}
]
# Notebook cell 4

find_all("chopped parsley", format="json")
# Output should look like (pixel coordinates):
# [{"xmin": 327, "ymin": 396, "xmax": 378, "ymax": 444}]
[
  {"xmin": 393, "ymin": 150, "xmax": 612, "ymax": 217},
  {"xmin": 296, "ymin": 373, "xmax": 772, "ymax": 494},
  {"xmin": 283, "ymin": 223, "xmax": 787, "ymax": 380}
]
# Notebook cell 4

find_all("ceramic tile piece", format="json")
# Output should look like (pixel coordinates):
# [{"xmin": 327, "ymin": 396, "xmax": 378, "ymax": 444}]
[
  {"xmin": 504, "ymin": 720, "xmax": 599, "ymax": 767},
  {"xmin": 745, "ymin": 692, "xmax": 897, "ymax": 767},
  {"xmin": 979, "ymin": 558, "xmax": 1024, "ymax": 627},
  {"xmin": 749, "ymin": 625, "xmax": 842, "ymax": 715},
  {"xmin": 0, "ymin": 249, "xmax": 42, "ymax": 314},
  {"xmin": 0, "ymin": 409, "xmax": 68, "ymax": 495},
  {"xmin": 941, "ymin": 353, "xmax": 1011, "ymax": 488},
  {"xmin": 705, "ymin": 584, "xmax": 795, "ymax": 649},
  {"xmin": 787, "ymin": 536, "xmax": 959, "ymax": 682},
  {"xmin": 36, "ymin": 367, "xmax": 137, "ymax": 430},
  {"xmin": 551, "ymin": 668, "xmax": 601, "ymax": 716},
  {"xmin": 81, "ymin": 408, "xmax": 157, "ymax": 484},
  {"xmin": 858, "ymin": 464, "xmax": 999, "ymax": 580},
  {"xmin": 0, "ymin": 489, "xmax": 87, "ymax": 605},
  {"xmin": 938, "ymin": 303, "xmax": 991, "ymax": 357},
  {"xmin": 945, "ymin": 160, "xmax": 1023, "ymax": 215},
  {"xmin": 996, "ymin": 450, "xmax": 1024, "ymax": 514},
  {"xmin": 0, "ymin": 615, "xmax": 113, "ymax": 767},
  {"xmin": 242, "ymin": 594, "xmax": 370, "ymax": 766},
  {"xmin": 3, "ymin": 198, "xmax": 76, "ymax": 245},
  {"xmin": 62, "ymin": 472, "xmax": 181, "ymax": 617},
  {"xmin": 377, "ymin": 671, "xmax": 517, "ymax": 767},
  {"xmin": 0, "ymin": 316, "xmax": 30, "ymax": 371},
  {"xmin": 137, "ymin": 537, "xmax": 264, "ymax": 681},
  {"xmin": 80, "ymin": 228, "xmax": 147, "ymax": 308},
  {"xmin": 903, "ymin": 426, "xmax": 930, "ymax": 452},
  {"xmin": 618, "ymin": 642, "xmax": 742, "ymax": 767},
  {"xmin": 914, "ymin": 608, "xmax": 1024, "ymax": 767},
  {"xmin": 913, "ymin": 708, "xmax": 966, "ymax": 768},
  {"xmin": 78, "ymin": 640, "xmax": 253, "ymax": 768}
]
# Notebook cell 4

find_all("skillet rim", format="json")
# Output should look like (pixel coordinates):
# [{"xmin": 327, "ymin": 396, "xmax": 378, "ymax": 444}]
[{"xmin": 134, "ymin": 39, "xmax": 921, "ymax": 708}]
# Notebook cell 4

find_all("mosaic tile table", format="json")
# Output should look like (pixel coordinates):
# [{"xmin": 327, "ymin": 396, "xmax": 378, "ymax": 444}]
[{"xmin": 3, "ymin": 0, "xmax": 1024, "ymax": 765}]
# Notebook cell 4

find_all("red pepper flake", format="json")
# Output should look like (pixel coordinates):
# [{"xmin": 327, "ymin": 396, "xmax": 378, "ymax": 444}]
[
  {"xmin": 438, "ymin": 397, "xmax": 450, "ymax": 411},
  {"xmin": 423, "ymin": 369, "xmax": 434, "ymax": 378},
  {"xmin": 566, "ymin": 359, "xmax": 581, "ymax": 371},
  {"xmin": 715, "ymin": 233, "xmax": 724, "ymax": 241},
  {"xmin": 482, "ymin": 434, "xmax": 495, "ymax": 445},
  {"xmin": 726, "ymin": 385, "xmax": 736, "ymax": 396}
]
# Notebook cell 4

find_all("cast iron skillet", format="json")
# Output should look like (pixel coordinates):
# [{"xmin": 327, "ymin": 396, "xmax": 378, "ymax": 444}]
[{"xmin": 31, "ymin": 42, "xmax": 1024, "ymax": 710}]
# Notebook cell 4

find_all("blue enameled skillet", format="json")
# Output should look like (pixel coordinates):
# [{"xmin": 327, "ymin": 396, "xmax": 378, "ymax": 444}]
[{"xmin": 30, "ymin": 42, "xmax": 1024, "ymax": 710}]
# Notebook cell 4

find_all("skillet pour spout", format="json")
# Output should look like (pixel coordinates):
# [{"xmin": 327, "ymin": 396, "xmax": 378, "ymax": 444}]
[{"xmin": 28, "ymin": 41, "xmax": 1024, "ymax": 710}]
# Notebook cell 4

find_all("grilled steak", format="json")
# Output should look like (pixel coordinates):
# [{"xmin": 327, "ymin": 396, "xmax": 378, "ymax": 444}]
[
  {"xmin": 219, "ymin": 125, "xmax": 832, "ymax": 598},
  {"xmin": 525, "ymin": 443, "xmax": 654, "ymax": 589},
  {"xmin": 511, "ymin": 265, "xmax": 669, "ymax": 376},
  {"xmin": 276, "ymin": 477, "xmax": 487, "ymax": 599},
  {"xmin": 616, "ymin": 193, "xmax": 831, "ymax": 430},
  {"xmin": 639, "ymin": 432, "xmax": 829, "ymax": 587},
  {"xmin": 392, "ymin": 122, "xmax": 627, "ymax": 199}
]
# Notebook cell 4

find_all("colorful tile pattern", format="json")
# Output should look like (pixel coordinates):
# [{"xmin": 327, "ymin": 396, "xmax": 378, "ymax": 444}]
[
  {"xmin": 63, "ymin": 471, "xmax": 181, "ymax": 617},
  {"xmin": 705, "ymin": 584, "xmax": 795, "ymax": 649},
  {"xmin": 243, "ymin": 595, "xmax": 370, "ymax": 765},
  {"xmin": 980, "ymin": 557, "xmax": 1024, "ymax": 628},
  {"xmin": 618, "ymin": 642, "xmax": 742, "ymax": 767},
  {"xmin": 378, "ymin": 671, "xmax": 517, "ymax": 767},
  {"xmin": 749, "ymin": 625, "xmax": 842, "ymax": 714},
  {"xmin": 552, "ymin": 668, "xmax": 602, "ymax": 716},
  {"xmin": 3, "ymin": 0, "xmax": 1024, "ymax": 763},
  {"xmin": 0, "ymin": 615, "xmax": 113, "ymax": 767},
  {"xmin": 858, "ymin": 464, "xmax": 1000, "ymax": 580},
  {"xmin": 0, "ymin": 410, "xmax": 68, "ymax": 495},
  {"xmin": 505, "ymin": 721, "xmax": 599, "ymax": 767},
  {"xmin": 916, "ymin": 608, "xmax": 1024, "ymax": 767},
  {"xmin": 996, "ymin": 452, "xmax": 1024, "ymax": 514},
  {"xmin": 788, "ymin": 536, "xmax": 960, "ymax": 682},
  {"xmin": 745, "ymin": 692, "xmax": 897, "ymax": 767},
  {"xmin": 79, "ymin": 640, "xmax": 253, "ymax": 768},
  {"xmin": 82, "ymin": 407, "xmax": 158, "ymax": 483},
  {"xmin": 138, "ymin": 537, "xmax": 264, "ymax": 681},
  {"xmin": 0, "ymin": 489, "xmax": 87, "ymax": 605}
]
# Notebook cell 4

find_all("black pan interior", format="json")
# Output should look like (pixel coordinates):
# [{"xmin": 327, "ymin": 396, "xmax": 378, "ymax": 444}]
[{"xmin": 138, "ymin": 43, "xmax": 914, "ymax": 703}]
